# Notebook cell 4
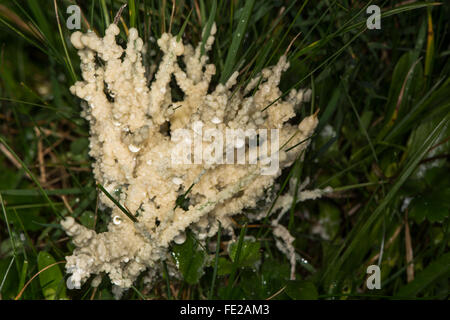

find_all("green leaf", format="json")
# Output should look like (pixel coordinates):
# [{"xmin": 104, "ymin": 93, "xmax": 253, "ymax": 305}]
[
  {"xmin": 240, "ymin": 269, "xmax": 264, "ymax": 299},
  {"xmin": 316, "ymin": 88, "xmax": 341, "ymax": 134},
  {"xmin": 176, "ymin": 9, "xmax": 193, "ymax": 42},
  {"xmin": 70, "ymin": 138, "xmax": 89, "ymax": 155},
  {"xmin": 128, "ymin": 0, "xmax": 136, "ymax": 28},
  {"xmin": 18, "ymin": 260, "xmax": 28, "ymax": 296},
  {"xmin": 424, "ymin": 8, "xmax": 435, "ymax": 86},
  {"xmin": 386, "ymin": 78, "xmax": 450, "ymax": 142},
  {"xmin": 229, "ymin": 240, "xmax": 260, "ymax": 268},
  {"xmin": 261, "ymin": 259, "xmax": 290, "ymax": 298},
  {"xmin": 379, "ymin": 52, "xmax": 423, "ymax": 138},
  {"xmin": 285, "ymin": 280, "xmax": 318, "ymax": 300},
  {"xmin": 0, "ymin": 188, "xmax": 92, "ymax": 196},
  {"xmin": 396, "ymin": 252, "xmax": 450, "ymax": 298},
  {"xmin": 171, "ymin": 233, "xmax": 206, "ymax": 284},
  {"xmin": 217, "ymin": 257, "xmax": 233, "ymax": 276},
  {"xmin": 220, "ymin": 0, "xmax": 255, "ymax": 83},
  {"xmin": 200, "ymin": 0, "xmax": 217, "ymax": 55},
  {"xmin": 100, "ymin": 0, "xmax": 110, "ymax": 26},
  {"xmin": 80, "ymin": 210, "xmax": 95, "ymax": 229},
  {"xmin": 100, "ymin": 289, "xmax": 114, "ymax": 300},
  {"xmin": 37, "ymin": 251, "xmax": 66, "ymax": 300},
  {"xmin": 409, "ymin": 189, "xmax": 450, "ymax": 224},
  {"xmin": 0, "ymin": 257, "xmax": 18, "ymax": 299}
]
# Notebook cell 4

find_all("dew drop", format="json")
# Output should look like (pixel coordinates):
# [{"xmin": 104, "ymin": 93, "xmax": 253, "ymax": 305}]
[
  {"xmin": 235, "ymin": 138, "xmax": 245, "ymax": 149},
  {"xmin": 113, "ymin": 216, "xmax": 122, "ymax": 225},
  {"xmin": 128, "ymin": 144, "xmax": 141, "ymax": 153},
  {"xmin": 172, "ymin": 177, "xmax": 183, "ymax": 185},
  {"xmin": 66, "ymin": 276, "xmax": 75, "ymax": 290},
  {"xmin": 211, "ymin": 116, "xmax": 221, "ymax": 124},
  {"xmin": 173, "ymin": 232, "xmax": 186, "ymax": 245}
]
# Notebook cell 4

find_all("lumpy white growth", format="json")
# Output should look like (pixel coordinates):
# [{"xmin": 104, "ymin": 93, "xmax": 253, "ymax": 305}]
[{"xmin": 63, "ymin": 22, "xmax": 327, "ymax": 292}]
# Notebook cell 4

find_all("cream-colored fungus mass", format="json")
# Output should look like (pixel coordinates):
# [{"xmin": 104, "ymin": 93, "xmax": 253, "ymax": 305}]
[{"xmin": 63, "ymin": 22, "xmax": 329, "ymax": 295}]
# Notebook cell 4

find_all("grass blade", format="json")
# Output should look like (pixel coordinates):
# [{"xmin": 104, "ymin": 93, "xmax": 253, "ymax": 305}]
[
  {"xmin": 97, "ymin": 183, "xmax": 137, "ymax": 222},
  {"xmin": 208, "ymin": 221, "xmax": 221, "ymax": 299},
  {"xmin": 219, "ymin": 0, "xmax": 255, "ymax": 83},
  {"xmin": 200, "ymin": 0, "xmax": 217, "ymax": 55}
]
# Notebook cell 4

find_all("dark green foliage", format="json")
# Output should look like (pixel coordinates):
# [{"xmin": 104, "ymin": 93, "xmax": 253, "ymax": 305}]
[{"xmin": 285, "ymin": 280, "xmax": 318, "ymax": 300}]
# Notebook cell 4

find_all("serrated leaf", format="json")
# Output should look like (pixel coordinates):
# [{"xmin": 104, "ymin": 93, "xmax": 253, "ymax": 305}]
[
  {"xmin": 171, "ymin": 233, "xmax": 206, "ymax": 284},
  {"xmin": 261, "ymin": 259, "xmax": 290, "ymax": 298},
  {"xmin": 229, "ymin": 240, "xmax": 260, "ymax": 268},
  {"xmin": 217, "ymin": 257, "xmax": 233, "ymax": 276},
  {"xmin": 409, "ymin": 189, "xmax": 450, "ymax": 224},
  {"xmin": 220, "ymin": 0, "xmax": 255, "ymax": 83},
  {"xmin": 37, "ymin": 251, "xmax": 66, "ymax": 300},
  {"xmin": 79, "ymin": 210, "xmax": 95, "ymax": 229}
]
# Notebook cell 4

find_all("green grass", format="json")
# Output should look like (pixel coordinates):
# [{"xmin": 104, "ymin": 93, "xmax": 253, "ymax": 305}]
[{"xmin": 0, "ymin": 0, "xmax": 449, "ymax": 300}]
